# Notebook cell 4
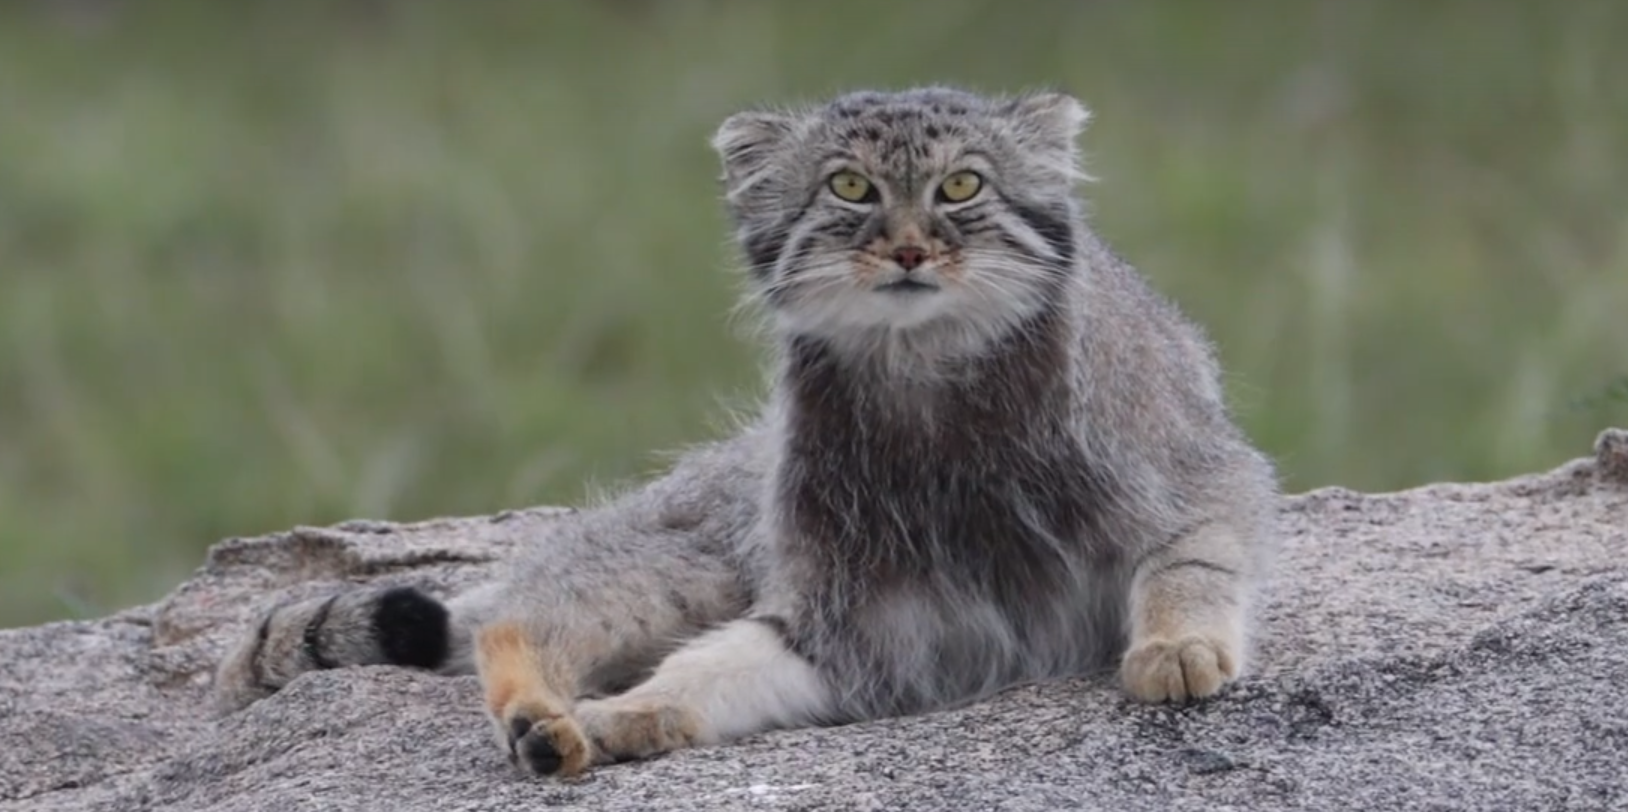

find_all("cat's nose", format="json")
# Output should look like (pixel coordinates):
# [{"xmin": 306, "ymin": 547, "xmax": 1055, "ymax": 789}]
[{"xmin": 892, "ymin": 245, "xmax": 927, "ymax": 271}]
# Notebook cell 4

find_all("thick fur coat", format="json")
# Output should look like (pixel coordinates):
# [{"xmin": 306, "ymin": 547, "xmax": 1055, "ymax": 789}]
[{"xmin": 214, "ymin": 86, "xmax": 1280, "ymax": 779}]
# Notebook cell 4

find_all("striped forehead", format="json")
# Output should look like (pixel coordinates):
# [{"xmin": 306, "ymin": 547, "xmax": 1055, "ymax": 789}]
[{"xmin": 818, "ymin": 104, "xmax": 980, "ymax": 177}]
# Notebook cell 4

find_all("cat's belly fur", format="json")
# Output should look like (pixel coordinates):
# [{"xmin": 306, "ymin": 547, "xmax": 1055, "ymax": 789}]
[{"xmin": 800, "ymin": 553, "xmax": 1130, "ymax": 721}]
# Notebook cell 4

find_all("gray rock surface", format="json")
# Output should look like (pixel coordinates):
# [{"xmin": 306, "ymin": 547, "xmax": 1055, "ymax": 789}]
[{"xmin": 3, "ymin": 429, "xmax": 1626, "ymax": 812}]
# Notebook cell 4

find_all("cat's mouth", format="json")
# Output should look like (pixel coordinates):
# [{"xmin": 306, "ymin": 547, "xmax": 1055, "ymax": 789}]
[{"xmin": 875, "ymin": 278, "xmax": 939, "ymax": 294}]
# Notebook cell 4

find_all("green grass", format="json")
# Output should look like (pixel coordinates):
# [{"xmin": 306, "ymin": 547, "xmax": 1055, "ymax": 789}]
[{"xmin": 1, "ymin": 0, "xmax": 1624, "ymax": 628}]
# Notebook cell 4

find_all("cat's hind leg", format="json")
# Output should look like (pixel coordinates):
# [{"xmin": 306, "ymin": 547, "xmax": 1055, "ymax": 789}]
[{"xmin": 495, "ymin": 616, "xmax": 832, "ymax": 776}]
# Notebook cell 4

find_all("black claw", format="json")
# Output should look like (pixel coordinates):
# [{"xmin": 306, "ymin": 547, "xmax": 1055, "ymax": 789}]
[
  {"xmin": 507, "ymin": 716, "xmax": 533, "ymax": 748},
  {"xmin": 519, "ymin": 732, "xmax": 563, "ymax": 775},
  {"xmin": 370, "ymin": 586, "xmax": 451, "ymax": 669}
]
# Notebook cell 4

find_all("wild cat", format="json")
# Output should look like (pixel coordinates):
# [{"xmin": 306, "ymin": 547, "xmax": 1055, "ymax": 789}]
[{"xmin": 214, "ymin": 86, "xmax": 1279, "ymax": 778}]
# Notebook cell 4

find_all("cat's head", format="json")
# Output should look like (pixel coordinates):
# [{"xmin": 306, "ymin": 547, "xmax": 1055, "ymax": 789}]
[{"xmin": 712, "ymin": 86, "xmax": 1090, "ymax": 352}]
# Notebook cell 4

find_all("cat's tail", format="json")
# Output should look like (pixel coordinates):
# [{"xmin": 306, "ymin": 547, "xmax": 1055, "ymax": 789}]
[{"xmin": 211, "ymin": 582, "xmax": 497, "ymax": 715}]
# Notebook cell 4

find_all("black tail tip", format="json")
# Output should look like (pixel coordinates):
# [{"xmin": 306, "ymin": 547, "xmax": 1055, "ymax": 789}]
[{"xmin": 371, "ymin": 585, "xmax": 451, "ymax": 670}]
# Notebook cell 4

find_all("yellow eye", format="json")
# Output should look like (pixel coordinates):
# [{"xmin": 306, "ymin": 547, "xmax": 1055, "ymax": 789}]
[
  {"xmin": 938, "ymin": 171, "xmax": 983, "ymax": 203},
  {"xmin": 829, "ymin": 171, "xmax": 875, "ymax": 203}
]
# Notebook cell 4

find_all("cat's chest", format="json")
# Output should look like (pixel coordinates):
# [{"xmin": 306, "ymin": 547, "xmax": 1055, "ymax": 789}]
[{"xmin": 787, "ymin": 433, "xmax": 1102, "ymax": 568}]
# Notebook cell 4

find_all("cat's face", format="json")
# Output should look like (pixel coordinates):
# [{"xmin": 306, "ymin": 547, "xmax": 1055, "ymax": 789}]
[{"xmin": 712, "ymin": 87, "xmax": 1090, "ymax": 347}]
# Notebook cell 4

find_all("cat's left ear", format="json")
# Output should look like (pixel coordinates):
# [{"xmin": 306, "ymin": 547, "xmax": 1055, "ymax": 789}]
[
  {"xmin": 1005, "ymin": 91, "xmax": 1091, "ymax": 144},
  {"xmin": 1002, "ymin": 91, "xmax": 1092, "ymax": 179}
]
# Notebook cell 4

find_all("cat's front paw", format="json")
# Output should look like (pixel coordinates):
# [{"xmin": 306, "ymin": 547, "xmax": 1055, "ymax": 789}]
[
  {"xmin": 1120, "ymin": 634, "xmax": 1238, "ymax": 703},
  {"xmin": 576, "ymin": 697, "xmax": 703, "ymax": 763},
  {"xmin": 502, "ymin": 701, "xmax": 595, "ymax": 778}
]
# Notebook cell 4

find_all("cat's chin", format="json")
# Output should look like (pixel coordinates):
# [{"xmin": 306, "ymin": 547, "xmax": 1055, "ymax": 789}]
[
  {"xmin": 873, "ymin": 278, "xmax": 940, "ymax": 295},
  {"xmin": 773, "ymin": 290, "xmax": 952, "ymax": 337},
  {"xmin": 774, "ymin": 312, "xmax": 1041, "ymax": 373}
]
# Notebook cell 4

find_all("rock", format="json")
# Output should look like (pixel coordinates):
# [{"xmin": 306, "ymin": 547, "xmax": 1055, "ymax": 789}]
[{"xmin": 2, "ymin": 430, "xmax": 1626, "ymax": 812}]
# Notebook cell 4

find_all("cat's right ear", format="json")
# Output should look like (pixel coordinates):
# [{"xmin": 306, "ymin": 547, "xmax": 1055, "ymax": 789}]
[{"xmin": 710, "ymin": 110, "xmax": 798, "ymax": 191}]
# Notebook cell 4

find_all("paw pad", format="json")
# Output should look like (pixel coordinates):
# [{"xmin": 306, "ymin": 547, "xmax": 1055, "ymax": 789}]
[{"xmin": 502, "ymin": 707, "xmax": 592, "ymax": 778}]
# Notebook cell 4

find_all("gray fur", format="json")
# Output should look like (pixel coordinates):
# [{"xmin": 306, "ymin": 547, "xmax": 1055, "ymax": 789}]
[{"xmin": 213, "ymin": 86, "xmax": 1279, "ymax": 774}]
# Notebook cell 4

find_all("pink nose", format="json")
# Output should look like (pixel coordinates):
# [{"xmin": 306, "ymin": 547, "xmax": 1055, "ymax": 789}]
[{"xmin": 892, "ymin": 245, "xmax": 927, "ymax": 270}]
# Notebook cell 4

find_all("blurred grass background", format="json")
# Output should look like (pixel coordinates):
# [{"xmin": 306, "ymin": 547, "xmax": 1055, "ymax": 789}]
[{"xmin": 1, "ymin": 0, "xmax": 1624, "ymax": 627}]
